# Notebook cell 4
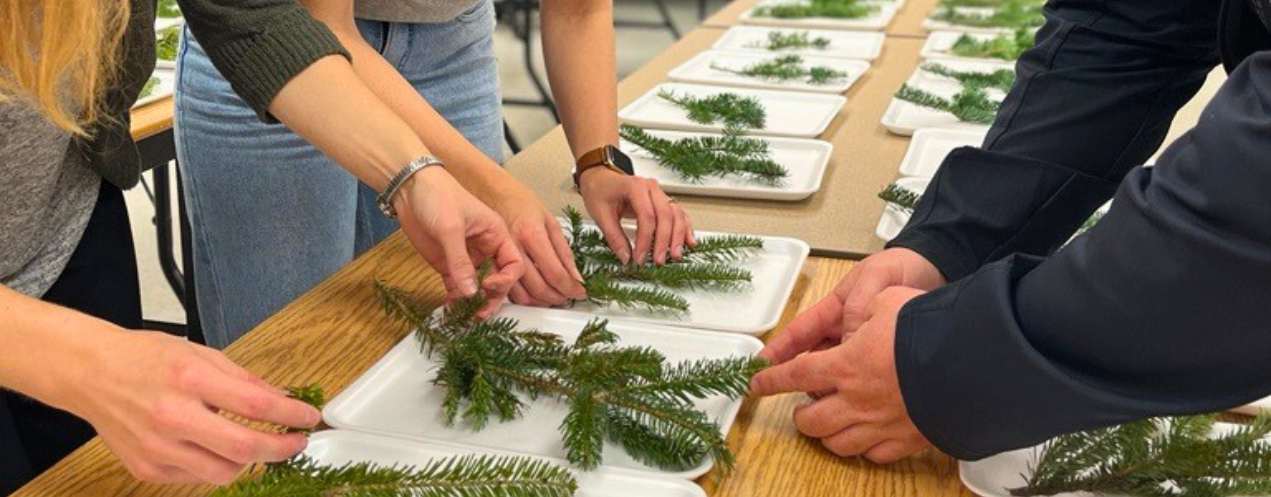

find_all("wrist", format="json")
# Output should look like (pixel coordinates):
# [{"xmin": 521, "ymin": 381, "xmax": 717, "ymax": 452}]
[
  {"xmin": 577, "ymin": 165, "xmax": 623, "ymax": 192},
  {"xmin": 392, "ymin": 165, "xmax": 454, "ymax": 215},
  {"xmin": 30, "ymin": 314, "xmax": 126, "ymax": 415}
]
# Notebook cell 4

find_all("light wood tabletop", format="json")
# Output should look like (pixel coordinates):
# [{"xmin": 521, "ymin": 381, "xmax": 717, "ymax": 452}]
[
  {"xmin": 130, "ymin": 96, "xmax": 174, "ymax": 141},
  {"xmin": 10, "ymin": 231, "xmax": 973, "ymax": 497},
  {"xmin": 701, "ymin": 0, "xmax": 939, "ymax": 38}
]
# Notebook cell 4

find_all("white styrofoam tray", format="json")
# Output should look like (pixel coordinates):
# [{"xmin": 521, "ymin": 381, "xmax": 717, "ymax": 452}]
[
  {"xmin": 710, "ymin": 26, "xmax": 886, "ymax": 61},
  {"xmin": 304, "ymin": 430, "xmax": 706, "ymax": 497},
  {"xmin": 959, "ymin": 422, "xmax": 1267, "ymax": 497},
  {"xmin": 920, "ymin": 30, "xmax": 1020, "ymax": 63},
  {"xmin": 739, "ymin": 0, "xmax": 900, "ymax": 31},
  {"xmin": 132, "ymin": 69, "xmax": 175, "ymax": 109},
  {"xmin": 563, "ymin": 221, "xmax": 810, "ymax": 334},
  {"xmin": 1232, "ymin": 397, "xmax": 1271, "ymax": 416},
  {"xmin": 668, "ymin": 50, "xmax": 870, "ymax": 94},
  {"xmin": 875, "ymin": 176, "xmax": 929, "ymax": 241},
  {"xmin": 322, "ymin": 306, "xmax": 765, "ymax": 480},
  {"xmin": 898, "ymin": 128, "xmax": 987, "ymax": 178},
  {"xmin": 923, "ymin": 6, "xmax": 1017, "ymax": 34},
  {"xmin": 911, "ymin": 58, "xmax": 1016, "ymax": 87},
  {"xmin": 880, "ymin": 69, "xmax": 1002, "ymax": 136},
  {"xmin": 619, "ymin": 83, "xmax": 845, "ymax": 138},
  {"xmin": 621, "ymin": 129, "xmax": 834, "ymax": 201}
]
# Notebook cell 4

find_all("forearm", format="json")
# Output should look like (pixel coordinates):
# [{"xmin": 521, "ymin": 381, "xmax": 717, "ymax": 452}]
[
  {"xmin": 0, "ymin": 285, "xmax": 117, "ymax": 412},
  {"xmin": 540, "ymin": 0, "xmax": 619, "ymax": 160}
]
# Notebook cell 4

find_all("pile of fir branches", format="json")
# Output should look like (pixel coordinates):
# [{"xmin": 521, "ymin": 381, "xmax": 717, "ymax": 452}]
[
  {"xmin": 950, "ymin": 28, "xmax": 1035, "ymax": 60},
  {"xmin": 746, "ymin": 30, "xmax": 832, "ymax": 51},
  {"xmin": 658, "ymin": 89, "xmax": 767, "ymax": 130},
  {"xmin": 895, "ymin": 83, "xmax": 1001, "ymax": 124},
  {"xmin": 752, "ymin": 0, "xmax": 879, "ymax": 19},
  {"xmin": 932, "ymin": 0, "xmax": 1043, "ymax": 29},
  {"xmin": 878, "ymin": 183, "xmax": 921, "ymax": 214},
  {"xmin": 711, "ymin": 54, "xmax": 848, "ymax": 85},
  {"xmin": 374, "ymin": 282, "xmax": 768, "ymax": 472},
  {"xmin": 921, "ymin": 62, "xmax": 1015, "ymax": 91},
  {"xmin": 619, "ymin": 124, "xmax": 788, "ymax": 185},
  {"xmin": 1013, "ymin": 414, "xmax": 1271, "ymax": 497},
  {"xmin": 566, "ymin": 206, "xmax": 765, "ymax": 314},
  {"xmin": 214, "ymin": 386, "xmax": 580, "ymax": 497}
]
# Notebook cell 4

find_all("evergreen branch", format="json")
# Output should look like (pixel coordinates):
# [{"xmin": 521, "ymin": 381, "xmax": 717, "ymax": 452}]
[
  {"xmin": 619, "ymin": 124, "xmax": 788, "ymax": 185},
  {"xmin": 711, "ymin": 54, "xmax": 848, "ymax": 85},
  {"xmin": 941, "ymin": 0, "xmax": 1043, "ymax": 7},
  {"xmin": 950, "ymin": 28, "xmax": 1035, "ymax": 60},
  {"xmin": 582, "ymin": 274, "xmax": 691, "ymax": 314},
  {"xmin": 921, "ymin": 62, "xmax": 1015, "ymax": 91},
  {"xmin": 139, "ymin": 77, "xmax": 160, "ymax": 99},
  {"xmin": 1011, "ymin": 414, "xmax": 1271, "ymax": 497},
  {"xmin": 745, "ymin": 30, "xmax": 832, "ymax": 51},
  {"xmin": 157, "ymin": 0, "xmax": 182, "ymax": 18},
  {"xmin": 657, "ymin": 89, "xmax": 767, "ymax": 130},
  {"xmin": 752, "ymin": 0, "xmax": 879, "ymax": 19},
  {"xmin": 895, "ymin": 83, "xmax": 1000, "ymax": 124},
  {"xmin": 590, "ymin": 263, "xmax": 752, "ymax": 290},
  {"xmin": 156, "ymin": 26, "xmax": 180, "ymax": 62},
  {"xmin": 932, "ymin": 0, "xmax": 1043, "ymax": 29},
  {"xmin": 879, "ymin": 183, "xmax": 921, "ymax": 213},
  {"xmin": 682, "ymin": 235, "xmax": 766, "ymax": 262},
  {"xmin": 212, "ymin": 454, "xmax": 578, "ymax": 497}
]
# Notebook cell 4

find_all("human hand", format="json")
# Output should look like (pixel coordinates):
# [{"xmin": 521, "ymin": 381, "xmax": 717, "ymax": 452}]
[
  {"xmin": 761, "ymin": 248, "xmax": 944, "ymax": 367},
  {"xmin": 62, "ymin": 329, "xmax": 321, "ymax": 484},
  {"xmin": 395, "ymin": 167, "xmax": 525, "ymax": 318},
  {"xmin": 751, "ymin": 287, "xmax": 931, "ymax": 463},
  {"xmin": 578, "ymin": 168, "xmax": 694, "ymax": 266},
  {"xmin": 484, "ymin": 179, "xmax": 588, "ymax": 307}
]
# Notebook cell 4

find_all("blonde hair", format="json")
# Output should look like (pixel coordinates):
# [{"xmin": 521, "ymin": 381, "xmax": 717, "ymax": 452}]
[{"xmin": 0, "ymin": 0, "xmax": 131, "ymax": 136}]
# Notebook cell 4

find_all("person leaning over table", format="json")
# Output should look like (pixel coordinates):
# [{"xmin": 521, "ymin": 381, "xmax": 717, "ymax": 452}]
[
  {"xmin": 0, "ymin": 0, "xmax": 526, "ymax": 492},
  {"xmin": 749, "ymin": 0, "xmax": 1271, "ymax": 463},
  {"xmin": 174, "ymin": 0, "xmax": 694, "ymax": 349}
]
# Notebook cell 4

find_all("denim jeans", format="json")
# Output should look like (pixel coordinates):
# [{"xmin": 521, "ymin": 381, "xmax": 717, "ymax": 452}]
[{"xmin": 174, "ymin": 0, "xmax": 504, "ymax": 349}]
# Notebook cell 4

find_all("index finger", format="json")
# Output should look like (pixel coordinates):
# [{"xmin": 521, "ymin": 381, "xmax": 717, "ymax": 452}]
[
  {"xmin": 195, "ymin": 367, "xmax": 320, "ymax": 429},
  {"xmin": 749, "ymin": 347, "xmax": 841, "ymax": 397},
  {"xmin": 761, "ymin": 294, "xmax": 845, "ymax": 365}
]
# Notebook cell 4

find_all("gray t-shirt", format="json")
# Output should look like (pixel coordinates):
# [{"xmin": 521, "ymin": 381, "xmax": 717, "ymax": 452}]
[
  {"xmin": 0, "ymin": 100, "xmax": 100, "ymax": 297},
  {"xmin": 356, "ymin": 0, "xmax": 482, "ymax": 23}
]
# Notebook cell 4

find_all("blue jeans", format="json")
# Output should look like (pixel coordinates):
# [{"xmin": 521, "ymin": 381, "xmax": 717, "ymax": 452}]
[{"xmin": 174, "ymin": 0, "xmax": 504, "ymax": 349}]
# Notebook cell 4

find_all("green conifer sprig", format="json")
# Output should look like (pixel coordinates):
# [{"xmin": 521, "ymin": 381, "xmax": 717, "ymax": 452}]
[
  {"xmin": 746, "ymin": 30, "xmax": 832, "ymax": 51},
  {"xmin": 950, "ymin": 28, "xmax": 1035, "ymax": 60},
  {"xmin": 212, "ymin": 454, "xmax": 579, "ymax": 497},
  {"xmin": 657, "ymin": 89, "xmax": 767, "ymax": 130},
  {"xmin": 921, "ymin": 62, "xmax": 1016, "ymax": 91},
  {"xmin": 157, "ymin": 0, "xmax": 182, "ymax": 18},
  {"xmin": 373, "ymin": 283, "xmax": 767, "ymax": 472},
  {"xmin": 711, "ymin": 54, "xmax": 848, "ymax": 85},
  {"xmin": 156, "ymin": 26, "xmax": 180, "ymax": 62},
  {"xmin": 932, "ymin": 0, "xmax": 1043, "ymax": 29},
  {"xmin": 1011, "ymin": 414, "xmax": 1271, "ymax": 497},
  {"xmin": 139, "ymin": 77, "xmax": 160, "ymax": 99},
  {"xmin": 619, "ymin": 124, "xmax": 788, "ymax": 185},
  {"xmin": 940, "ymin": 0, "xmax": 1043, "ymax": 7},
  {"xmin": 895, "ymin": 83, "xmax": 1000, "ymax": 124},
  {"xmin": 878, "ymin": 183, "xmax": 921, "ymax": 213},
  {"xmin": 752, "ymin": 0, "xmax": 879, "ymax": 19}
]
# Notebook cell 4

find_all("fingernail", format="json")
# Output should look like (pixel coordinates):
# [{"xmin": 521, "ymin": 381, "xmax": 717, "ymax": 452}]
[
  {"xmin": 618, "ymin": 251, "xmax": 630, "ymax": 264},
  {"xmin": 460, "ymin": 279, "xmax": 478, "ymax": 296}
]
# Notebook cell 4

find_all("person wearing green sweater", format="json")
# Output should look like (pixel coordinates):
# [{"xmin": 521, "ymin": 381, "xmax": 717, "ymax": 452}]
[
  {"xmin": 175, "ymin": 0, "xmax": 695, "ymax": 349},
  {"xmin": 0, "ymin": 0, "xmax": 525, "ymax": 491}
]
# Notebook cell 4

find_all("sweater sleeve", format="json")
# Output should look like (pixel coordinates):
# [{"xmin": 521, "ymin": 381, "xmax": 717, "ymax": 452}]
[
  {"xmin": 175, "ymin": 0, "xmax": 351, "ymax": 121},
  {"xmin": 894, "ymin": 50, "xmax": 1271, "ymax": 460}
]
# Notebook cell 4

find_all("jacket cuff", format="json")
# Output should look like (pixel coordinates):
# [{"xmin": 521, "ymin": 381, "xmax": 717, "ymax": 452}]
[
  {"xmin": 887, "ymin": 229, "xmax": 978, "ymax": 284},
  {"xmin": 202, "ymin": 7, "xmax": 350, "ymax": 122}
]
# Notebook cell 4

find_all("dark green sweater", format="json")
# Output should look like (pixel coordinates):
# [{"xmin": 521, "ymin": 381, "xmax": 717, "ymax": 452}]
[{"xmin": 85, "ymin": 0, "xmax": 350, "ymax": 189}]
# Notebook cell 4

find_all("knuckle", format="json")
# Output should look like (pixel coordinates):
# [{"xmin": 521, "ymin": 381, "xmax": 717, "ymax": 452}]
[
  {"xmin": 239, "ymin": 392, "xmax": 274, "ymax": 419},
  {"xmin": 227, "ymin": 434, "xmax": 260, "ymax": 462},
  {"xmin": 130, "ymin": 462, "xmax": 164, "ymax": 482},
  {"xmin": 149, "ymin": 399, "xmax": 186, "ymax": 431}
]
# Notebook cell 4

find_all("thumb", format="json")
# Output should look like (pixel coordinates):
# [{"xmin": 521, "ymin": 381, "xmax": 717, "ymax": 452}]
[{"xmin": 437, "ymin": 225, "xmax": 479, "ymax": 298}]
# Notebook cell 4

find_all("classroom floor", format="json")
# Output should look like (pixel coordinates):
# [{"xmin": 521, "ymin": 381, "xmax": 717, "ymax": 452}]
[{"xmin": 123, "ymin": 0, "xmax": 1227, "ymax": 327}]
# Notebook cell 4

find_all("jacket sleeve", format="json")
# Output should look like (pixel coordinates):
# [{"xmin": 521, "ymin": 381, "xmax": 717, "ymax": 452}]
[
  {"xmin": 894, "ymin": 51, "xmax": 1271, "ymax": 460},
  {"xmin": 888, "ymin": 0, "xmax": 1220, "ymax": 282},
  {"xmin": 175, "ymin": 0, "xmax": 351, "ymax": 121}
]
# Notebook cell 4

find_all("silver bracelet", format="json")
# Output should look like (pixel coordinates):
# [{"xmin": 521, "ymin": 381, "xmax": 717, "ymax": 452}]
[{"xmin": 376, "ymin": 155, "xmax": 445, "ymax": 218}]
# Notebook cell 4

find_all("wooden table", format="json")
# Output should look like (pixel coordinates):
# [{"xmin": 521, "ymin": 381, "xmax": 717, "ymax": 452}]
[
  {"xmin": 701, "ymin": 0, "xmax": 939, "ymax": 38},
  {"xmin": 11, "ymin": 232, "xmax": 972, "ymax": 497},
  {"xmin": 130, "ymin": 97, "xmax": 174, "ymax": 140}
]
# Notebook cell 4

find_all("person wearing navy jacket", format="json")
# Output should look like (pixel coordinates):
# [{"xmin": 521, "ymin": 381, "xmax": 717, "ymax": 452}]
[{"xmin": 750, "ymin": 0, "xmax": 1271, "ymax": 463}]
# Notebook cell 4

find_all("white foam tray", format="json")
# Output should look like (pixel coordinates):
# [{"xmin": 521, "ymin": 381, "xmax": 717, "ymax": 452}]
[
  {"xmin": 923, "ymin": 6, "xmax": 1017, "ymax": 34},
  {"xmin": 898, "ymin": 128, "xmax": 987, "ymax": 178},
  {"xmin": 711, "ymin": 26, "xmax": 885, "ymax": 61},
  {"xmin": 619, "ymin": 83, "xmax": 845, "ymax": 138},
  {"xmin": 621, "ymin": 129, "xmax": 834, "ymax": 201},
  {"xmin": 304, "ymin": 430, "xmax": 706, "ymax": 497},
  {"xmin": 132, "ymin": 68, "xmax": 175, "ymax": 109},
  {"xmin": 1233, "ymin": 397, "xmax": 1271, "ymax": 416},
  {"xmin": 875, "ymin": 176, "xmax": 930, "ymax": 241},
  {"xmin": 668, "ymin": 50, "xmax": 870, "ymax": 94},
  {"xmin": 880, "ymin": 68, "xmax": 1003, "ymax": 136},
  {"xmin": 920, "ymin": 30, "xmax": 1020, "ymax": 63},
  {"xmin": 322, "ymin": 307, "xmax": 765, "ymax": 480},
  {"xmin": 739, "ymin": 0, "xmax": 900, "ymax": 31},
  {"xmin": 912, "ymin": 58, "xmax": 1016, "ymax": 87}
]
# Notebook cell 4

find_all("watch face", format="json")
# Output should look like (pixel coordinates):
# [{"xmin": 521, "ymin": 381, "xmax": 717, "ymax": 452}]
[{"xmin": 608, "ymin": 146, "xmax": 635, "ymax": 175}]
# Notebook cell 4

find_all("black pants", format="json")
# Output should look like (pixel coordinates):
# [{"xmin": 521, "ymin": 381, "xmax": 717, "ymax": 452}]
[{"xmin": 0, "ymin": 180, "xmax": 143, "ymax": 495}]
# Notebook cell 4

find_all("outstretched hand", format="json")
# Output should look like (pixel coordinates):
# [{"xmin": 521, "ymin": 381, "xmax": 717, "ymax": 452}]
[{"xmin": 579, "ymin": 168, "xmax": 695, "ymax": 266}]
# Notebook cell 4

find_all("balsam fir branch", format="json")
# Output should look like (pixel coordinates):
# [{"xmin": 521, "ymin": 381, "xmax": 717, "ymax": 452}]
[
  {"xmin": 752, "ymin": 0, "xmax": 879, "ymax": 19},
  {"xmin": 212, "ymin": 454, "xmax": 579, "ymax": 497},
  {"xmin": 895, "ymin": 83, "xmax": 1000, "ymax": 124},
  {"xmin": 940, "ymin": 0, "xmax": 1043, "ymax": 7},
  {"xmin": 878, "ymin": 183, "xmax": 920, "ymax": 213},
  {"xmin": 658, "ymin": 89, "xmax": 767, "ymax": 130},
  {"xmin": 921, "ymin": 62, "xmax": 1015, "ymax": 91},
  {"xmin": 1011, "ymin": 414, "xmax": 1271, "ymax": 497},
  {"xmin": 156, "ymin": 26, "xmax": 180, "ymax": 62},
  {"xmin": 711, "ymin": 54, "xmax": 848, "ymax": 85},
  {"xmin": 619, "ymin": 124, "xmax": 788, "ymax": 185},
  {"xmin": 932, "ymin": 0, "xmax": 1043, "ymax": 29},
  {"xmin": 746, "ymin": 30, "xmax": 832, "ymax": 51},
  {"xmin": 950, "ymin": 28, "xmax": 1035, "ymax": 60},
  {"xmin": 373, "ymin": 282, "xmax": 767, "ymax": 472}
]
